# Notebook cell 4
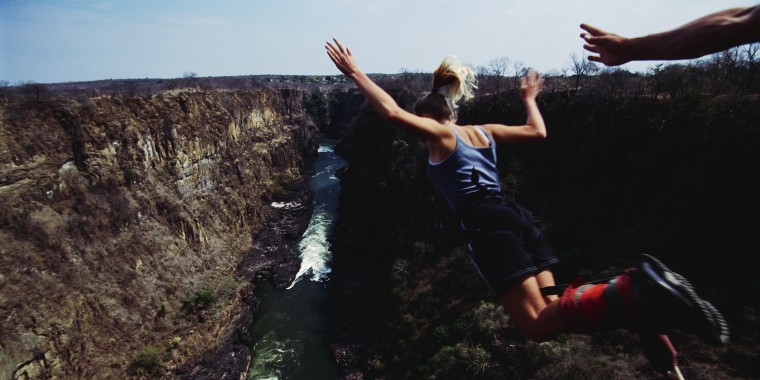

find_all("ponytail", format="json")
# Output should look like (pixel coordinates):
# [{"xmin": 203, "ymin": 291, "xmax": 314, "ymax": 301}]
[
  {"xmin": 414, "ymin": 56, "xmax": 477, "ymax": 121},
  {"xmin": 432, "ymin": 56, "xmax": 477, "ymax": 106}
]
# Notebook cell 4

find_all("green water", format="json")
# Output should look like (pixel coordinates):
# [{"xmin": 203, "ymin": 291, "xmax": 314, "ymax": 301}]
[{"xmin": 248, "ymin": 141, "xmax": 344, "ymax": 379}]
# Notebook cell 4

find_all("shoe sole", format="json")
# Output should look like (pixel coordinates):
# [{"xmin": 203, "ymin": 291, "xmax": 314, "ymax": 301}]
[{"xmin": 638, "ymin": 254, "xmax": 729, "ymax": 345}]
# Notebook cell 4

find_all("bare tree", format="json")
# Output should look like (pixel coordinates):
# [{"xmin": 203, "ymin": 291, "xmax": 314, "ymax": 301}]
[
  {"xmin": 511, "ymin": 60, "xmax": 526, "ymax": 88},
  {"xmin": 0, "ymin": 80, "xmax": 8, "ymax": 98},
  {"xmin": 475, "ymin": 65, "xmax": 491, "ymax": 93},
  {"xmin": 399, "ymin": 67, "xmax": 427, "ymax": 95},
  {"xmin": 180, "ymin": 72, "xmax": 199, "ymax": 89},
  {"xmin": 488, "ymin": 57, "xmax": 510, "ymax": 93},
  {"xmin": 544, "ymin": 70, "xmax": 562, "ymax": 93},
  {"xmin": 648, "ymin": 64, "xmax": 665, "ymax": 99},
  {"xmin": 596, "ymin": 67, "xmax": 636, "ymax": 99},
  {"xmin": 740, "ymin": 42, "xmax": 759, "ymax": 93},
  {"xmin": 569, "ymin": 52, "xmax": 598, "ymax": 91},
  {"xmin": 18, "ymin": 81, "xmax": 50, "ymax": 103}
]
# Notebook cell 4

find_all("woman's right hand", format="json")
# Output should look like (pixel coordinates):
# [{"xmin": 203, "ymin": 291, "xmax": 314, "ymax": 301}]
[
  {"xmin": 326, "ymin": 37, "xmax": 360, "ymax": 77},
  {"xmin": 519, "ymin": 69, "xmax": 544, "ymax": 101}
]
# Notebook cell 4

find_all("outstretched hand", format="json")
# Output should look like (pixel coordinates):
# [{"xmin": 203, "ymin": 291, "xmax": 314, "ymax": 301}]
[
  {"xmin": 580, "ymin": 24, "xmax": 631, "ymax": 66},
  {"xmin": 325, "ymin": 37, "xmax": 360, "ymax": 77},
  {"xmin": 519, "ymin": 69, "xmax": 544, "ymax": 101}
]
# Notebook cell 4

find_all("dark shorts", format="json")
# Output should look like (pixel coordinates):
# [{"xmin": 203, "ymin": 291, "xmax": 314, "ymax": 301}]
[{"xmin": 460, "ymin": 196, "xmax": 559, "ymax": 295}]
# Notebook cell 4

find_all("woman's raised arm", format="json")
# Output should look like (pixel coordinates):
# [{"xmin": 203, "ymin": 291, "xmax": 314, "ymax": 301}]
[
  {"xmin": 482, "ymin": 69, "xmax": 547, "ymax": 143},
  {"xmin": 325, "ymin": 38, "xmax": 446, "ymax": 140}
]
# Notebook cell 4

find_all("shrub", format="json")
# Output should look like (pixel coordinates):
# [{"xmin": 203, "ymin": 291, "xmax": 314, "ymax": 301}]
[
  {"xmin": 156, "ymin": 305, "xmax": 166, "ymax": 319},
  {"xmin": 129, "ymin": 346, "xmax": 162, "ymax": 376},
  {"xmin": 168, "ymin": 336, "xmax": 181, "ymax": 350},
  {"xmin": 430, "ymin": 342, "xmax": 493, "ymax": 378},
  {"xmin": 181, "ymin": 288, "xmax": 216, "ymax": 313}
]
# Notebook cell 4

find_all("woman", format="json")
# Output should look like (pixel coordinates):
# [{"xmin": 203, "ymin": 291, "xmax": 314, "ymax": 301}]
[{"xmin": 325, "ymin": 38, "xmax": 727, "ymax": 347}]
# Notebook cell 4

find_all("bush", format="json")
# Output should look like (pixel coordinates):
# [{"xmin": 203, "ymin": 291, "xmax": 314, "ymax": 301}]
[
  {"xmin": 181, "ymin": 288, "xmax": 216, "ymax": 313},
  {"xmin": 429, "ymin": 342, "xmax": 492, "ymax": 378},
  {"xmin": 168, "ymin": 336, "xmax": 182, "ymax": 350},
  {"xmin": 129, "ymin": 346, "xmax": 163, "ymax": 376}
]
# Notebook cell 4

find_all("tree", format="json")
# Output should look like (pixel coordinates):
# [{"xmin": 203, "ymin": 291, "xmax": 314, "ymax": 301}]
[
  {"xmin": 569, "ymin": 52, "xmax": 599, "ymax": 91},
  {"xmin": 399, "ymin": 67, "xmax": 427, "ymax": 95},
  {"xmin": 739, "ymin": 43, "xmax": 759, "ymax": 93},
  {"xmin": 18, "ymin": 81, "xmax": 50, "ymax": 103},
  {"xmin": 511, "ymin": 60, "xmax": 526, "ymax": 87},
  {"xmin": 0, "ymin": 80, "xmax": 8, "ymax": 99},
  {"xmin": 488, "ymin": 57, "xmax": 510, "ymax": 93},
  {"xmin": 475, "ymin": 65, "xmax": 491, "ymax": 93},
  {"xmin": 180, "ymin": 72, "xmax": 199, "ymax": 89},
  {"xmin": 648, "ymin": 64, "xmax": 665, "ymax": 99}
]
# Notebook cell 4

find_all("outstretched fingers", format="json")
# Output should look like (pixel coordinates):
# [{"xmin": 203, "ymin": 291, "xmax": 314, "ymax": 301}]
[
  {"xmin": 583, "ymin": 43, "xmax": 602, "ymax": 62},
  {"xmin": 580, "ymin": 23, "xmax": 606, "ymax": 38},
  {"xmin": 526, "ymin": 69, "xmax": 544, "ymax": 85},
  {"xmin": 325, "ymin": 37, "xmax": 358, "ymax": 76},
  {"xmin": 584, "ymin": 43, "xmax": 599, "ymax": 53},
  {"xmin": 325, "ymin": 44, "xmax": 340, "ymax": 64},
  {"xmin": 520, "ymin": 69, "xmax": 544, "ymax": 96},
  {"xmin": 580, "ymin": 23, "xmax": 610, "ymax": 47},
  {"xmin": 587, "ymin": 55, "xmax": 603, "ymax": 63},
  {"xmin": 579, "ymin": 24, "xmax": 608, "ymax": 64},
  {"xmin": 332, "ymin": 37, "xmax": 346, "ymax": 53},
  {"xmin": 325, "ymin": 40, "xmax": 340, "ymax": 58},
  {"xmin": 325, "ymin": 40, "xmax": 342, "ymax": 62}
]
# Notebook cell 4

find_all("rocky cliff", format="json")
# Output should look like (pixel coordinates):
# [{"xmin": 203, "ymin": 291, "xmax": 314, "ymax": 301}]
[{"xmin": 0, "ymin": 88, "xmax": 319, "ymax": 378}]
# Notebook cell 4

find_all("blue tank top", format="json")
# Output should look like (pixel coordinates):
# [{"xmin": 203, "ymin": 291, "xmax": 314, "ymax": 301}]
[{"xmin": 428, "ymin": 126, "xmax": 501, "ymax": 212}]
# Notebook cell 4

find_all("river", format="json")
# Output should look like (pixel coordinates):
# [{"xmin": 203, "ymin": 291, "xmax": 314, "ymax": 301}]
[{"xmin": 248, "ymin": 140, "xmax": 345, "ymax": 380}]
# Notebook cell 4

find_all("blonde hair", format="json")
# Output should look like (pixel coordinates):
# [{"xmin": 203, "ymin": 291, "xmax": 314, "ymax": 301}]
[{"xmin": 414, "ymin": 56, "xmax": 477, "ymax": 121}]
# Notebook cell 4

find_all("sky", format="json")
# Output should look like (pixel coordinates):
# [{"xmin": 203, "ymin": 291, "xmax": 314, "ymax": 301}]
[{"xmin": 1, "ymin": 0, "xmax": 757, "ymax": 84}]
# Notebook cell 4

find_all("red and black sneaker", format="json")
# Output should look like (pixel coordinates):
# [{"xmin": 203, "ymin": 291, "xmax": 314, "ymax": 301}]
[{"xmin": 635, "ymin": 254, "xmax": 729, "ymax": 345}]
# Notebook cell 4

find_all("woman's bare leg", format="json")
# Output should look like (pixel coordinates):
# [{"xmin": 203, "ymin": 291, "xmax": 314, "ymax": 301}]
[
  {"xmin": 498, "ymin": 275, "xmax": 564, "ymax": 342},
  {"xmin": 535, "ymin": 269, "xmax": 558, "ymax": 303}
]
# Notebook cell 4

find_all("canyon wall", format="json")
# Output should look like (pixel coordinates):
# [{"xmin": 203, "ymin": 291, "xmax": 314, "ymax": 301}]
[{"xmin": 0, "ymin": 88, "xmax": 319, "ymax": 378}]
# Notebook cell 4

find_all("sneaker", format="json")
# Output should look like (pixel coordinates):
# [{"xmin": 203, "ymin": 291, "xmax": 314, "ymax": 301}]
[{"xmin": 635, "ymin": 254, "xmax": 729, "ymax": 345}]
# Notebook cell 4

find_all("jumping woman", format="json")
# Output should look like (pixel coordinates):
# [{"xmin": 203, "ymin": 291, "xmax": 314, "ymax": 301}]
[{"xmin": 325, "ymin": 37, "xmax": 728, "ymax": 375}]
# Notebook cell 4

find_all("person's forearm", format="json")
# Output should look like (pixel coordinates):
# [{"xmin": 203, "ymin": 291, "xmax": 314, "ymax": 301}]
[
  {"xmin": 523, "ymin": 98, "xmax": 547, "ymax": 138},
  {"xmin": 627, "ymin": 6, "xmax": 759, "ymax": 61},
  {"xmin": 347, "ymin": 71, "xmax": 402, "ymax": 121}
]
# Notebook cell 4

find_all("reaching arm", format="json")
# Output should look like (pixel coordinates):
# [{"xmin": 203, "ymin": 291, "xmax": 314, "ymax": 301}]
[
  {"xmin": 482, "ymin": 69, "xmax": 547, "ymax": 144},
  {"xmin": 581, "ymin": 6, "xmax": 760, "ymax": 66},
  {"xmin": 325, "ymin": 38, "xmax": 445, "ymax": 140}
]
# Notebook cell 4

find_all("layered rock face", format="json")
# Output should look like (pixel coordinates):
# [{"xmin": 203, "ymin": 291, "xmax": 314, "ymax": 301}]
[{"xmin": 0, "ymin": 88, "xmax": 319, "ymax": 378}]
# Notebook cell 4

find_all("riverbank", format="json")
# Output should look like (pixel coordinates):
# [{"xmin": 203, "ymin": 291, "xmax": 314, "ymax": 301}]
[{"xmin": 175, "ymin": 183, "xmax": 315, "ymax": 378}]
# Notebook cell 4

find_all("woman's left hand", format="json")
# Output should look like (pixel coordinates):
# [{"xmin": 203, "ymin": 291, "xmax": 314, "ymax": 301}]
[
  {"xmin": 519, "ymin": 69, "xmax": 544, "ymax": 101},
  {"xmin": 326, "ymin": 37, "xmax": 360, "ymax": 77}
]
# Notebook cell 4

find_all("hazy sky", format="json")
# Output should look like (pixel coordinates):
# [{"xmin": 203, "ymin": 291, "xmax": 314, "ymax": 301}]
[{"xmin": 1, "ymin": 0, "xmax": 757, "ymax": 84}]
